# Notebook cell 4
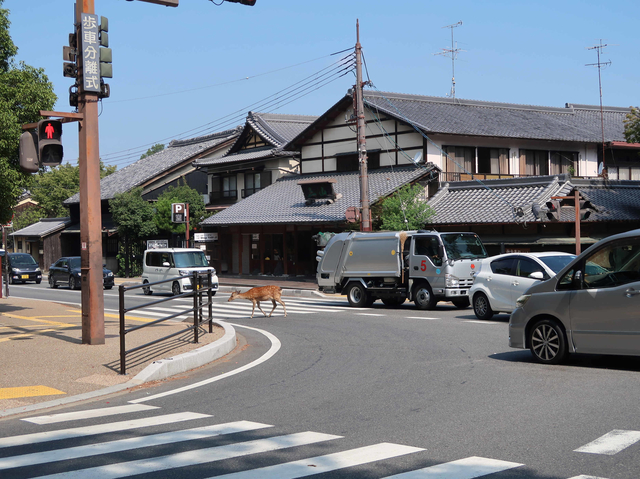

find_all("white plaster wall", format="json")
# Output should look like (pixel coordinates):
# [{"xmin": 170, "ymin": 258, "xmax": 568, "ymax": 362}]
[{"xmin": 302, "ymin": 159, "xmax": 323, "ymax": 173}]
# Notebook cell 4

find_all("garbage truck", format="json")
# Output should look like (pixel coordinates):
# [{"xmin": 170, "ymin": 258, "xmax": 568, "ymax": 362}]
[{"xmin": 316, "ymin": 230, "xmax": 488, "ymax": 310}]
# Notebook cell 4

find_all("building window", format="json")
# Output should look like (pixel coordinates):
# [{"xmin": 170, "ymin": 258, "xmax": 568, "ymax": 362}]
[
  {"xmin": 550, "ymin": 151, "xmax": 578, "ymax": 175},
  {"xmin": 519, "ymin": 149, "xmax": 549, "ymax": 176},
  {"xmin": 443, "ymin": 146, "xmax": 509, "ymax": 179},
  {"xmin": 222, "ymin": 176, "xmax": 237, "ymax": 199},
  {"xmin": 336, "ymin": 152, "xmax": 380, "ymax": 172}
]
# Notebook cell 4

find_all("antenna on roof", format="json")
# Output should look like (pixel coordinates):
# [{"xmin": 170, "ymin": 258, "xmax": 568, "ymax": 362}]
[
  {"xmin": 586, "ymin": 39, "xmax": 613, "ymax": 178},
  {"xmin": 434, "ymin": 21, "xmax": 464, "ymax": 100}
]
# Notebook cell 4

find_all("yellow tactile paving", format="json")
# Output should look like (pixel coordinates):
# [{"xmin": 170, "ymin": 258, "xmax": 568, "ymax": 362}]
[{"xmin": 0, "ymin": 386, "xmax": 66, "ymax": 400}]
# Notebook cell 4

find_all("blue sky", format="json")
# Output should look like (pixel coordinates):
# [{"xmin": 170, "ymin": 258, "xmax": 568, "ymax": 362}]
[{"xmin": 6, "ymin": 0, "xmax": 638, "ymax": 169}]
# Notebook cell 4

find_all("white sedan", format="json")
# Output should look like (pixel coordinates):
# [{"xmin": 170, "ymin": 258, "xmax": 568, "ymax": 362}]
[{"xmin": 470, "ymin": 252, "xmax": 575, "ymax": 320}]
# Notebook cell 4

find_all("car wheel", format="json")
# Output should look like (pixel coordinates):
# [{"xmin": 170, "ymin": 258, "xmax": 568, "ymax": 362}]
[
  {"xmin": 104, "ymin": 285, "xmax": 113, "ymax": 290},
  {"xmin": 172, "ymin": 281, "xmax": 181, "ymax": 296},
  {"xmin": 528, "ymin": 318, "xmax": 567, "ymax": 365},
  {"xmin": 69, "ymin": 276, "xmax": 77, "ymax": 290},
  {"xmin": 452, "ymin": 297, "xmax": 470, "ymax": 309},
  {"xmin": 346, "ymin": 282, "xmax": 369, "ymax": 307},
  {"xmin": 381, "ymin": 297, "xmax": 405, "ymax": 308},
  {"xmin": 36, "ymin": 279, "xmax": 42, "ymax": 284},
  {"xmin": 413, "ymin": 283, "xmax": 437, "ymax": 310},
  {"xmin": 473, "ymin": 293, "xmax": 494, "ymax": 320},
  {"xmin": 143, "ymin": 280, "xmax": 152, "ymax": 296},
  {"xmin": 49, "ymin": 275, "xmax": 58, "ymax": 289}
]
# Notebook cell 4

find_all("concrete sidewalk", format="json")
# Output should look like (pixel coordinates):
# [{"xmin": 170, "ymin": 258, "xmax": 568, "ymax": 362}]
[{"xmin": 0, "ymin": 275, "xmax": 321, "ymax": 417}]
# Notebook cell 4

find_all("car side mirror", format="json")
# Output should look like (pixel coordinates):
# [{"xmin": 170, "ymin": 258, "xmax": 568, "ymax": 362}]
[
  {"xmin": 573, "ymin": 270, "xmax": 582, "ymax": 288},
  {"xmin": 529, "ymin": 271, "xmax": 544, "ymax": 280},
  {"xmin": 162, "ymin": 262, "xmax": 170, "ymax": 267}
]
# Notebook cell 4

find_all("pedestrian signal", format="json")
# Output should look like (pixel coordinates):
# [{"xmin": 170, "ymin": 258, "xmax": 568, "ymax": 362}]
[{"xmin": 37, "ymin": 119, "xmax": 63, "ymax": 166}]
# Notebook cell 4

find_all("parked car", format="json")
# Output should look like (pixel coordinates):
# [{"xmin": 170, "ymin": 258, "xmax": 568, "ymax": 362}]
[
  {"xmin": 141, "ymin": 248, "xmax": 219, "ymax": 296},
  {"xmin": 470, "ymin": 252, "xmax": 575, "ymax": 320},
  {"xmin": 48, "ymin": 256, "xmax": 114, "ymax": 290},
  {"xmin": 509, "ymin": 229, "xmax": 640, "ymax": 364},
  {"xmin": 5, "ymin": 253, "xmax": 43, "ymax": 284}
]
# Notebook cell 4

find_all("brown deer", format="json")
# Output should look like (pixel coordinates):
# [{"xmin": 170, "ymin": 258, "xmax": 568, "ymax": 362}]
[{"xmin": 228, "ymin": 285, "xmax": 287, "ymax": 318}]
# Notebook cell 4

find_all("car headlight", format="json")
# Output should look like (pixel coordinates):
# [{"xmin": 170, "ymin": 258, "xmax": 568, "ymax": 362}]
[
  {"xmin": 178, "ymin": 269, "xmax": 191, "ymax": 277},
  {"xmin": 107, "ymin": 272, "xmax": 113, "ymax": 277},
  {"xmin": 36, "ymin": 268, "xmax": 41, "ymax": 273},
  {"xmin": 445, "ymin": 273, "xmax": 460, "ymax": 287},
  {"xmin": 515, "ymin": 294, "xmax": 531, "ymax": 308}
]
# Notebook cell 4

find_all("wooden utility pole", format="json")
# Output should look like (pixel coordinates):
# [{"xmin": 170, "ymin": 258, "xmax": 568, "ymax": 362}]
[
  {"xmin": 354, "ymin": 20, "xmax": 371, "ymax": 232},
  {"xmin": 76, "ymin": 0, "xmax": 105, "ymax": 344}
]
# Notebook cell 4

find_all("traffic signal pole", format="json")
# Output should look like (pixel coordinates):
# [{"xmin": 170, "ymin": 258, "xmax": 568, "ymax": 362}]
[{"xmin": 76, "ymin": 0, "xmax": 105, "ymax": 345}]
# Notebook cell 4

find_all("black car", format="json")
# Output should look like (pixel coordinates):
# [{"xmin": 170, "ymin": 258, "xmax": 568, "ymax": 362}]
[
  {"xmin": 48, "ymin": 256, "xmax": 114, "ymax": 290},
  {"xmin": 6, "ymin": 253, "xmax": 42, "ymax": 284}
]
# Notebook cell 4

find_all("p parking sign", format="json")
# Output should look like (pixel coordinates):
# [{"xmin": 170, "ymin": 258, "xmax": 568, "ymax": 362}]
[{"xmin": 172, "ymin": 203, "xmax": 186, "ymax": 223}]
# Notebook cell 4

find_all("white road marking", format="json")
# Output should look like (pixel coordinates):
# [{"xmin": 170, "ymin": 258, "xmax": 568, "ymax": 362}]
[
  {"xmin": 0, "ymin": 421, "xmax": 271, "ymax": 470},
  {"xmin": 130, "ymin": 322, "xmax": 281, "ymax": 403},
  {"xmin": 406, "ymin": 317, "xmax": 439, "ymax": 320},
  {"xmin": 463, "ymin": 320, "xmax": 502, "ymax": 325},
  {"xmin": 382, "ymin": 456, "xmax": 523, "ymax": 478},
  {"xmin": 568, "ymin": 475, "xmax": 610, "ymax": 479},
  {"xmin": 211, "ymin": 442, "xmax": 425, "ymax": 479},
  {"xmin": 0, "ymin": 412, "xmax": 210, "ymax": 449},
  {"xmin": 23, "ymin": 404, "xmax": 159, "ymax": 424},
  {"xmin": 356, "ymin": 313, "xmax": 385, "ymax": 316},
  {"xmin": 34, "ymin": 431, "xmax": 342, "ymax": 479},
  {"xmin": 574, "ymin": 429, "xmax": 640, "ymax": 455}
]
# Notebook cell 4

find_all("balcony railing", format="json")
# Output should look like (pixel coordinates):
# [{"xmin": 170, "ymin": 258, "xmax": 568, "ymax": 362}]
[
  {"xmin": 241, "ymin": 187, "xmax": 264, "ymax": 198},
  {"xmin": 439, "ymin": 172, "xmax": 598, "ymax": 182},
  {"xmin": 209, "ymin": 190, "xmax": 237, "ymax": 202}
]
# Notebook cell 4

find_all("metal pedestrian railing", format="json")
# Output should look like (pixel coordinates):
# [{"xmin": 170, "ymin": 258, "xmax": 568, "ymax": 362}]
[{"xmin": 118, "ymin": 271, "xmax": 214, "ymax": 375}]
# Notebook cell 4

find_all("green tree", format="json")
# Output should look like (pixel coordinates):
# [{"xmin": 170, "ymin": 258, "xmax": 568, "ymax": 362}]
[
  {"xmin": 140, "ymin": 143, "xmax": 164, "ymax": 159},
  {"xmin": 624, "ymin": 107, "xmax": 640, "ymax": 144},
  {"xmin": 12, "ymin": 161, "xmax": 116, "ymax": 230},
  {"xmin": 378, "ymin": 183, "xmax": 435, "ymax": 231},
  {"xmin": 154, "ymin": 183, "xmax": 209, "ymax": 235},
  {"xmin": 110, "ymin": 187, "xmax": 158, "ymax": 277},
  {"xmin": 0, "ymin": 0, "xmax": 57, "ymax": 224}
]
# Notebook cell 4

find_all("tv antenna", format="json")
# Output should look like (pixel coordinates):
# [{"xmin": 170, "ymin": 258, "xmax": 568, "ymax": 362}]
[
  {"xmin": 434, "ymin": 21, "xmax": 464, "ymax": 100},
  {"xmin": 586, "ymin": 39, "xmax": 612, "ymax": 175}
]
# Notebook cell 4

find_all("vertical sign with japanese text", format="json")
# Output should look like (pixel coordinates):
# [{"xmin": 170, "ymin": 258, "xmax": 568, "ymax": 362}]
[{"xmin": 80, "ymin": 13, "xmax": 100, "ymax": 92}]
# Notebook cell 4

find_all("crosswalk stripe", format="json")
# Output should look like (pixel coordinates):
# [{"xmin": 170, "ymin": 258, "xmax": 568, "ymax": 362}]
[
  {"xmin": 23, "ymin": 404, "xmax": 160, "ymax": 425},
  {"xmin": 0, "ymin": 420, "xmax": 271, "ymax": 471},
  {"xmin": 210, "ymin": 442, "xmax": 424, "ymax": 479},
  {"xmin": 574, "ymin": 429, "xmax": 640, "ymax": 455},
  {"xmin": 0, "ymin": 412, "xmax": 210, "ymax": 449},
  {"xmin": 382, "ymin": 456, "xmax": 523, "ymax": 478},
  {"xmin": 34, "ymin": 431, "xmax": 342, "ymax": 479}
]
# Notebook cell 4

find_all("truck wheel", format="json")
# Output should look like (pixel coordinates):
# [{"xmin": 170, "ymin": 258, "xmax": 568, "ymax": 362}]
[
  {"xmin": 452, "ymin": 297, "xmax": 470, "ymax": 309},
  {"xmin": 346, "ymin": 283, "xmax": 369, "ymax": 308},
  {"xmin": 413, "ymin": 283, "xmax": 436, "ymax": 310}
]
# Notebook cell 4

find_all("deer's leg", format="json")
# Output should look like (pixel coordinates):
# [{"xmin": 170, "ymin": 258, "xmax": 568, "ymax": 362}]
[
  {"xmin": 268, "ymin": 299, "xmax": 277, "ymax": 317},
  {"xmin": 257, "ymin": 300, "xmax": 268, "ymax": 317},
  {"xmin": 278, "ymin": 298, "xmax": 287, "ymax": 317},
  {"xmin": 250, "ymin": 301, "xmax": 256, "ymax": 318}
]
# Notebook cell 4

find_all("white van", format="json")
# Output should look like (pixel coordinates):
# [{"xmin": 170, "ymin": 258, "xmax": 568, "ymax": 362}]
[{"xmin": 141, "ymin": 248, "xmax": 219, "ymax": 296}]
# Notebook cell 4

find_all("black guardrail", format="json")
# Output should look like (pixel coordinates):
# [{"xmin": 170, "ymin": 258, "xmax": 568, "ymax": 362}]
[{"xmin": 118, "ymin": 271, "xmax": 214, "ymax": 375}]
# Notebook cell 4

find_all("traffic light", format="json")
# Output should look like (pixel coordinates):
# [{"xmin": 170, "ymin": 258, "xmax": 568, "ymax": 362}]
[
  {"xmin": 37, "ymin": 119, "xmax": 64, "ymax": 166},
  {"xmin": 545, "ymin": 199, "xmax": 560, "ymax": 221},
  {"xmin": 99, "ymin": 16, "xmax": 112, "ymax": 79},
  {"xmin": 19, "ymin": 130, "xmax": 39, "ymax": 173},
  {"xmin": 578, "ymin": 199, "xmax": 593, "ymax": 220},
  {"xmin": 63, "ymin": 33, "xmax": 77, "ymax": 79}
]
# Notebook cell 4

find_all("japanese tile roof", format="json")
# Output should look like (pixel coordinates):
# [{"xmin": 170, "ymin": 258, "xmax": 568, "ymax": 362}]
[
  {"xmin": 10, "ymin": 217, "xmax": 72, "ymax": 238},
  {"xmin": 201, "ymin": 164, "xmax": 439, "ymax": 226},
  {"xmin": 64, "ymin": 128, "xmax": 241, "ymax": 205},
  {"xmin": 363, "ymin": 91, "xmax": 630, "ymax": 143},
  {"xmin": 427, "ymin": 175, "xmax": 640, "ymax": 225},
  {"xmin": 194, "ymin": 112, "xmax": 317, "ymax": 167}
]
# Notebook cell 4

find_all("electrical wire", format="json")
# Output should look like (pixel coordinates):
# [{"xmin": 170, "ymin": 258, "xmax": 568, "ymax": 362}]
[{"xmin": 100, "ymin": 57, "xmax": 356, "ymax": 166}]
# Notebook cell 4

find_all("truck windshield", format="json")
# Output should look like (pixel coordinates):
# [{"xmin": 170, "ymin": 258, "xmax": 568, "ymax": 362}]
[
  {"xmin": 441, "ymin": 234, "xmax": 487, "ymax": 260},
  {"xmin": 174, "ymin": 251, "xmax": 209, "ymax": 268}
]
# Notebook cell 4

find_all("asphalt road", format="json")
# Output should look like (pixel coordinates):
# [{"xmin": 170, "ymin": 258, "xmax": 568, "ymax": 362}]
[{"xmin": 2, "ymin": 283, "xmax": 639, "ymax": 478}]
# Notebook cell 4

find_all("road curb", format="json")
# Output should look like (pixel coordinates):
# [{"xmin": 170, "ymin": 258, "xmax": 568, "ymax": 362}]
[{"xmin": 0, "ymin": 322, "xmax": 238, "ymax": 418}]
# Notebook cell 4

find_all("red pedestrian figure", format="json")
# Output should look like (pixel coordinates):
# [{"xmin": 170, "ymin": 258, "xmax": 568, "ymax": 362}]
[{"xmin": 45, "ymin": 122, "xmax": 54, "ymax": 139}]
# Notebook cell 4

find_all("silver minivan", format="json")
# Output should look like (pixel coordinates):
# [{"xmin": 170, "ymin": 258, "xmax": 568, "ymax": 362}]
[
  {"xmin": 509, "ymin": 229, "xmax": 640, "ymax": 364},
  {"xmin": 141, "ymin": 248, "xmax": 219, "ymax": 296}
]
